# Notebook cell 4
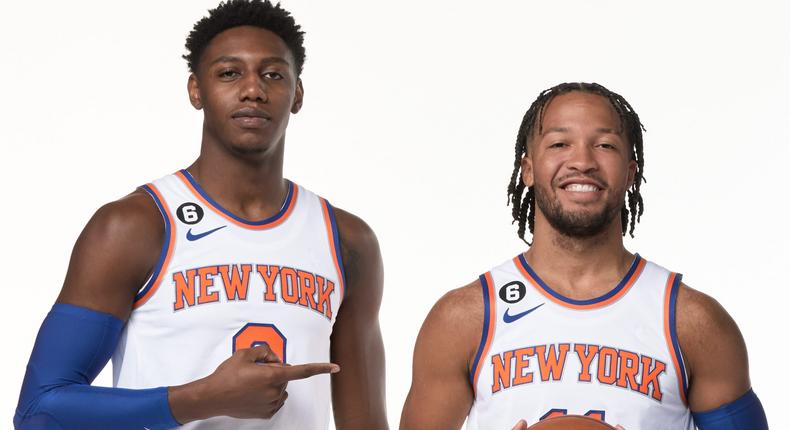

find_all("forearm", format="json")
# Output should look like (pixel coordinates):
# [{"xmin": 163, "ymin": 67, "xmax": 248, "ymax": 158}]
[
  {"xmin": 14, "ymin": 304, "xmax": 180, "ymax": 430},
  {"xmin": 15, "ymin": 385, "xmax": 177, "ymax": 430}
]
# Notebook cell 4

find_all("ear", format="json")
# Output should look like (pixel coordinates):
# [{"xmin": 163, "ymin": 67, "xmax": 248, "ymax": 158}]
[
  {"xmin": 521, "ymin": 154, "xmax": 534, "ymax": 188},
  {"xmin": 626, "ymin": 159, "xmax": 637, "ymax": 188},
  {"xmin": 291, "ymin": 78, "xmax": 304, "ymax": 114},
  {"xmin": 187, "ymin": 73, "xmax": 203, "ymax": 110}
]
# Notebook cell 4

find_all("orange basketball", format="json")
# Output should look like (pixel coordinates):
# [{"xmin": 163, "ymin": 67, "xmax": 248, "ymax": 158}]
[{"xmin": 528, "ymin": 415, "xmax": 616, "ymax": 430}]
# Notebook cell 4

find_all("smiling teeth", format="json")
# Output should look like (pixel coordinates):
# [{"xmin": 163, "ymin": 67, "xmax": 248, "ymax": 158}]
[{"xmin": 565, "ymin": 184, "xmax": 599, "ymax": 192}]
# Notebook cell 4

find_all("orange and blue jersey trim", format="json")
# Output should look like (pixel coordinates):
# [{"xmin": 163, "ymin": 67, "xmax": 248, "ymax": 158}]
[
  {"xmin": 134, "ymin": 184, "xmax": 176, "ymax": 308},
  {"xmin": 664, "ymin": 272, "xmax": 689, "ymax": 405},
  {"xmin": 470, "ymin": 272, "xmax": 497, "ymax": 397},
  {"xmin": 319, "ymin": 198, "xmax": 346, "ymax": 304},
  {"xmin": 175, "ymin": 169, "xmax": 298, "ymax": 230},
  {"xmin": 514, "ymin": 253, "xmax": 646, "ymax": 310}
]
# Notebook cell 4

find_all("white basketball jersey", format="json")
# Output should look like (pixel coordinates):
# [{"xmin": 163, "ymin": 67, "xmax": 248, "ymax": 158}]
[
  {"xmin": 467, "ymin": 254, "xmax": 694, "ymax": 430},
  {"xmin": 112, "ymin": 170, "xmax": 345, "ymax": 430}
]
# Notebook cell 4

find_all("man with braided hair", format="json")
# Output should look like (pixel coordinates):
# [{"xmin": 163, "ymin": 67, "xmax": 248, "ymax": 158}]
[
  {"xmin": 400, "ymin": 83, "xmax": 767, "ymax": 429},
  {"xmin": 15, "ymin": 1, "xmax": 387, "ymax": 429}
]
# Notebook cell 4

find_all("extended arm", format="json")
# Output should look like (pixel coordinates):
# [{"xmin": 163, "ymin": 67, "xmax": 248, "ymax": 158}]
[
  {"xmin": 400, "ymin": 283, "xmax": 483, "ymax": 430},
  {"xmin": 330, "ymin": 208, "xmax": 388, "ymax": 430}
]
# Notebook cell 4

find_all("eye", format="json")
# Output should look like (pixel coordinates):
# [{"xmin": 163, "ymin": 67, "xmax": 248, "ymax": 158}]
[
  {"xmin": 548, "ymin": 141, "xmax": 568, "ymax": 149},
  {"xmin": 218, "ymin": 69, "xmax": 239, "ymax": 79},
  {"xmin": 262, "ymin": 71, "xmax": 284, "ymax": 80},
  {"xmin": 597, "ymin": 142, "xmax": 617, "ymax": 150}
]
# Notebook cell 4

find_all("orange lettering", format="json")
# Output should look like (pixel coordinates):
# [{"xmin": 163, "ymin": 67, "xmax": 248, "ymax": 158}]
[
  {"xmin": 219, "ymin": 264, "xmax": 251, "ymax": 301},
  {"xmin": 173, "ymin": 269, "xmax": 197, "ymax": 311},
  {"xmin": 639, "ymin": 355, "xmax": 666, "ymax": 401},
  {"xmin": 315, "ymin": 275, "xmax": 335, "ymax": 318},
  {"xmin": 575, "ymin": 343, "xmax": 599, "ymax": 382},
  {"xmin": 297, "ymin": 270, "xmax": 318, "ymax": 310},
  {"xmin": 616, "ymin": 350, "xmax": 640, "ymax": 390},
  {"xmin": 491, "ymin": 351, "xmax": 513, "ymax": 393},
  {"xmin": 513, "ymin": 347, "xmax": 535, "ymax": 386},
  {"xmin": 535, "ymin": 344, "xmax": 570, "ymax": 382},
  {"xmin": 197, "ymin": 266, "xmax": 219, "ymax": 304},
  {"xmin": 597, "ymin": 347, "xmax": 618, "ymax": 385},
  {"xmin": 256, "ymin": 265, "xmax": 280, "ymax": 302}
]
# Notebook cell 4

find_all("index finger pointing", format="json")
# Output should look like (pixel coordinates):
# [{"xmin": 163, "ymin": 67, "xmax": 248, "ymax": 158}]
[{"xmin": 276, "ymin": 362, "xmax": 340, "ymax": 382}]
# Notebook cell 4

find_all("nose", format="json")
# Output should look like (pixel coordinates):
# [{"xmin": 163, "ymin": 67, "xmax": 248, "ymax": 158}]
[
  {"xmin": 566, "ymin": 143, "xmax": 598, "ymax": 173},
  {"xmin": 239, "ymin": 73, "xmax": 268, "ymax": 103}
]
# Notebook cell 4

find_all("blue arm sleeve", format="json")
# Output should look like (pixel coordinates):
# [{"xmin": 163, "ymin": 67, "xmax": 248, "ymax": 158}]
[
  {"xmin": 14, "ymin": 304, "xmax": 180, "ymax": 430},
  {"xmin": 692, "ymin": 388, "xmax": 768, "ymax": 430}
]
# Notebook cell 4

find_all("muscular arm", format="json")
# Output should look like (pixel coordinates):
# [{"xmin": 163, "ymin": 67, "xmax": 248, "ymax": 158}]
[
  {"xmin": 56, "ymin": 190, "xmax": 164, "ymax": 319},
  {"xmin": 676, "ymin": 283, "xmax": 751, "ymax": 411},
  {"xmin": 17, "ymin": 190, "xmax": 336, "ymax": 429},
  {"xmin": 330, "ymin": 208, "xmax": 388, "ymax": 430},
  {"xmin": 400, "ymin": 282, "xmax": 484, "ymax": 430}
]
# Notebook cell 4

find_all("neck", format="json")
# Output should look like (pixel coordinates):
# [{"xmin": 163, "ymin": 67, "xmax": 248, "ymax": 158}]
[
  {"xmin": 187, "ymin": 133, "xmax": 288, "ymax": 221},
  {"xmin": 524, "ymin": 212, "xmax": 634, "ymax": 300}
]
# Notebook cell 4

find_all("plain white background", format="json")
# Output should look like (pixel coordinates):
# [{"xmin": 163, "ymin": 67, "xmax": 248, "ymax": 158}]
[{"xmin": 1, "ymin": 1, "xmax": 787, "ymax": 428}]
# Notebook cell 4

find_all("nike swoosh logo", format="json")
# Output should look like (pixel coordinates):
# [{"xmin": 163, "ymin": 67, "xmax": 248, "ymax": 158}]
[
  {"xmin": 186, "ymin": 226, "xmax": 226, "ymax": 241},
  {"xmin": 503, "ymin": 303, "xmax": 544, "ymax": 323}
]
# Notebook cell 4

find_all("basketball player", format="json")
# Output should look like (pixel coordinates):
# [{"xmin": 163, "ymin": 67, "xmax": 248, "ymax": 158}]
[
  {"xmin": 15, "ymin": 1, "xmax": 387, "ymax": 429},
  {"xmin": 400, "ymin": 83, "xmax": 768, "ymax": 429}
]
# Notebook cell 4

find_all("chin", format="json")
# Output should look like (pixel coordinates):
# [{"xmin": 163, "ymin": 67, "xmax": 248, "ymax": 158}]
[{"xmin": 229, "ymin": 133, "xmax": 278, "ymax": 153}]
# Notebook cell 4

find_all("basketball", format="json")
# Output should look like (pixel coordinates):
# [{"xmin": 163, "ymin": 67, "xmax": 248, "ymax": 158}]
[{"xmin": 528, "ymin": 415, "xmax": 616, "ymax": 430}]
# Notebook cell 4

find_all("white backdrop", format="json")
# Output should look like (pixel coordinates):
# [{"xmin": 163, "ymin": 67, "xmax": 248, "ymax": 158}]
[{"xmin": 1, "ymin": 1, "xmax": 787, "ymax": 428}]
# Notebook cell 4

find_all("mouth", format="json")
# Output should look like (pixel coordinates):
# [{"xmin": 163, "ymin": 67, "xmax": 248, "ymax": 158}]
[
  {"xmin": 231, "ymin": 108, "xmax": 271, "ymax": 128},
  {"xmin": 561, "ymin": 183, "xmax": 601, "ymax": 193},
  {"xmin": 556, "ymin": 176, "xmax": 607, "ymax": 201}
]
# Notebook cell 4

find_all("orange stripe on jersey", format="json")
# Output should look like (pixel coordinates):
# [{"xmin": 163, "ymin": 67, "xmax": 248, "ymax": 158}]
[
  {"xmin": 513, "ymin": 254, "xmax": 646, "ymax": 310},
  {"xmin": 663, "ymin": 272, "xmax": 689, "ymax": 405},
  {"xmin": 134, "ymin": 183, "xmax": 176, "ymax": 309},
  {"xmin": 319, "ymin": 198, "xmax": 345, "ymax": 304},
  {"xmin": 471, "ymin": 271, "xmax": 497, "ymax": 397},
  {"xmin": 175, "ymin": 170, "xmax": 298, "ymax": 231}
]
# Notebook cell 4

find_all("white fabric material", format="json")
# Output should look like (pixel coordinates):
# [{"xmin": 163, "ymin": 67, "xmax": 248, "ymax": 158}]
[
  {"xmin": 112, "ymin": 172, "xmax": 341, "ymax": 430},
  {"xmin": 467, "ymin": 256, "xmax": 693, "ymax": 430}
]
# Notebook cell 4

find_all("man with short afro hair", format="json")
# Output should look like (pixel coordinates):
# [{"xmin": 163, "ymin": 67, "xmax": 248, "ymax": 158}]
[
  {"xmin": 14, "ymin": 1, "xmax": 389, "ymax": 429},
  {"xmin": 184, "ymin": 0, "xmax": 307, "ymax": 76}
]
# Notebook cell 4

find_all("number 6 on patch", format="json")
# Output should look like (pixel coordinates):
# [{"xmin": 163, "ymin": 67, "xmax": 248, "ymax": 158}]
[{"xmin": 233, "ymin": 323, "xmax": 287, "ymax": 363}]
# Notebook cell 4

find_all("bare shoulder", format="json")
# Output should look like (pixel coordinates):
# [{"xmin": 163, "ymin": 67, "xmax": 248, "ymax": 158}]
[
  {"xmin": 332, "ymin": 206, "xmax": 379, "ymax": 255},
  {"xmin": 330, "ymin": 206, "xmax": 382, "ymax": 301},
  {"xmin": 421, "ymin": 280, "xmax": 485, "ymax": 368},
  {"xmin": 57, "ymin": 189, "xmax": 165, "ymax": 319},
  {"xmin": 675, "ymin": 282, "xmax": 750, "ymax": 410},
  {"xmin": 675, "ymin": 283, "xmax": 746, "ymax": 359}
]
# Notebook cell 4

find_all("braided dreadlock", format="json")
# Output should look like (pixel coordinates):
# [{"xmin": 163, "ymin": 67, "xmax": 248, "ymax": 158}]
[{"xmin": 507, "ymin": 82, "xmax": 646, "ymax": 243}]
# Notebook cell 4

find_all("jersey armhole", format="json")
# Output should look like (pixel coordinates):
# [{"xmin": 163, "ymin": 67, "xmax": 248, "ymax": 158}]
[
  {"xmin": 469, "ymin": 272, "xmax": 497, "ymax": 398},
  {"xmin": 663, "ymin": 272, "xmax": 690, "ymax": 405},
  {"xmin": 134, "ymin": 184, "xmax": 175, "ymax": 308},
  {"xmin": 319, "ymin": 198, "xmax": 346, "ymax": 304}
]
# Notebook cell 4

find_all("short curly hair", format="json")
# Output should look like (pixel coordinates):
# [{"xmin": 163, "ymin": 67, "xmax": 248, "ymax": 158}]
[{"xmin": 184, "ymin": 0, "xmax": 306, "ymax": 75}]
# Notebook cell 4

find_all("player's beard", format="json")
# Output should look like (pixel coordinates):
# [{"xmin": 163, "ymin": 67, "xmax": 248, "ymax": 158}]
[{"xmin": 533, "ymin": 182, "xmax": 622, "ymax": 238}]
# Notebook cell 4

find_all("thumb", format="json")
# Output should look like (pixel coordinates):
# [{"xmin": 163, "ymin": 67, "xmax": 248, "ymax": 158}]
[
  {"xmin": 247, "ymin": 344, "xmax": 283, "ymax": 364},
  {"xmin": 512, "ymin": 419, "xmax": 528, "ymax": 430}
]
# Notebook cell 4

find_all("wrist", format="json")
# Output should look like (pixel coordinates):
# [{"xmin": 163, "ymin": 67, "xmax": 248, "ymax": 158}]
[{"xmin": 168, "ymin": 377, "xmax": 217, "ymax": 424}]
